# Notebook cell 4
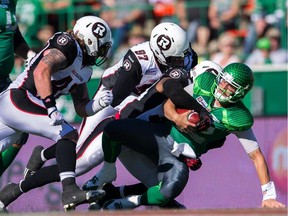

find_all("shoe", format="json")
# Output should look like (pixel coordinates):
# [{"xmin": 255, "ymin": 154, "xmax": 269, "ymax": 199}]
[
  {"xmin": 0, "ymin": 201, "xmax": 8, "ymax": 213},
  {"xmin": 0, "ymin": 183, "xmax": 22, "ymax": 209},
  {"xmin": 161, "ymin": 199, "xmax": 186, "ymax": 209},
  {"xmin": 83, "ymin": 163, "xmax": 116, "ymax": 191},
  {"xmin": 62, "ymin": 186, "xmax": 106, "ymax": 211},
  {"xmin": 23, "ymin": 145, "xmax": 45, "ymax": 179},
  {"xmin": 102, "ymin": 196, "xmax": 139, "ymax": 210},
  {"xmin": 89, "ymin": 183, "xmax": 120, "ymax": 210}
]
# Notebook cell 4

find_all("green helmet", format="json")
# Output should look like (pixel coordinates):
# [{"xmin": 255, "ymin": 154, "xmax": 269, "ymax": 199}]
[{"xmin": 213, "ymin": 63, "xmax": 254, "ymax": 104}]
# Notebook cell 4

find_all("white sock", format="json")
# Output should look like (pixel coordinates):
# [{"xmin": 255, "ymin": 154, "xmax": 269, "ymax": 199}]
[
  {"xmin": 96, "ymin": 161, "xmax": 116, "ymax": 185},
  {"xmin": 128, "ymin": 195, "xmax": 141, "ymax": 206},
  {"xmin": 59, "ymin": 171, "xmax": 76, "ymax": 181}
]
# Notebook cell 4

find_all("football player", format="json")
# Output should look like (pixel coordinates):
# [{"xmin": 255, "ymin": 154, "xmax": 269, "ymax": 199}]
[
  {"xmin": 88, "ymin": 62, "xmax": 286, "ymax": 209},
  {"xmin": 0, "ymin": 16, "xmax": 113, "ymax": 211}
]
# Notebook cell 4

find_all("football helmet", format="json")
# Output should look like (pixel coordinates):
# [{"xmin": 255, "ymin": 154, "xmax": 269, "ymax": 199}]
[
  {"xmin": 150, "ymin": 22, "xmax": 193, "ymax": 71},
  {"xmin": 73, "ymin": 16, "xmax": 112, "ymax": 66},
  {"xmin": 190, "ymin": 60, "xmax": 222, "ymax": 80},
  {"xmin": 213, "ymin": 63, "xmax": 254, "ymax": 104}
]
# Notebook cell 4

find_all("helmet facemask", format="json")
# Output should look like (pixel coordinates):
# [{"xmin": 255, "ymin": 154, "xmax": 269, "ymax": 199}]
[
  {"xmin": 212, "ymin": 62, "xmax": 254, "ymax": 105},
  {"xmin": 165, "ymin": 46, "xmax": 193, "ymax": 71}
]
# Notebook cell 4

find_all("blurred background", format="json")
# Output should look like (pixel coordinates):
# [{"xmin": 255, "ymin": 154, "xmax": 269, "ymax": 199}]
[{"xmin": 12, "ymin": 0, "xmax": 288, "ymax": 122}]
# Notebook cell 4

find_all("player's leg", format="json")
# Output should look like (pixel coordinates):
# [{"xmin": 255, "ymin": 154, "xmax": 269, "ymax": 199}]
[{"xmin": 0, "ymin": 133, "xmax": 29, "ymax": 176}]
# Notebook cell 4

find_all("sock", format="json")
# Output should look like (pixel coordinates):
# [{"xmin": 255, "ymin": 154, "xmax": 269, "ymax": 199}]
[
  {"xmin": 0, "ymin": 145, "xmax": 21, "ymax": 176},
  {"xmin": 43, "ymin": 143, "xmax": 57, "ymax": 160},
  {"xmin": 55, "ymin": 139, "xmax": 76, "ymax": 173},
  {"xmin": 96, "ymin": 161, "xmax": 116, "ymax": 186},
  {"xmin": 20, "ymin": 165, "xmax": 60, "ymax": 192},
  {"xmin": 123, "ymin": 183, "xmax": 147, "ymax": 197}
]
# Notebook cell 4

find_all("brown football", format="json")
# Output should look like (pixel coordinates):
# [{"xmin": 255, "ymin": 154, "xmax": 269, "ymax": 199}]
[{"xmin": 176, "ymin": 108, "xmax": 200, "ymax": 124}]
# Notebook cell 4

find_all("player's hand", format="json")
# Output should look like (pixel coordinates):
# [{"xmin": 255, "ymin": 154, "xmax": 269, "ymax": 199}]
[
  {"xmin": 196, "ymin": 109, "xmax": 212, "ymax": 131},
  {"xmin": 47, "ymin": 107, "xmax": 65, "ymax": 126},
  {"xmin": 261, "ymin": 199, "xmax": 286, "ymax": 208},
  {"xmin": 98, "ymin": 89, "xmax": 113, "ymax": 108},
  {"xmin": 24, "ymin": 50, "xmax": 36, "ymax": 68}
]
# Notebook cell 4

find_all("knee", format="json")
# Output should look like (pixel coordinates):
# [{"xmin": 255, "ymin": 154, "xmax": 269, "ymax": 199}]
[{"xmin": 62, "ymin": 129, "xmax": 79, "ymax": 142}]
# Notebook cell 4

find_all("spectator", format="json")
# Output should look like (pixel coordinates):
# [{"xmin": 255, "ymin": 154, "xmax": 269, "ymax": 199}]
[
  {"xmin": 208, "ymin": 0, "xmax": 242, "ymax": 41},
  {"xmin": 245, "ymin": 37, "xmax": 272, "ymax": 66},
  {"xmin": 148, "ymin": 0, "xmax": 176, "ymax": 25},
  {"xmin": 243, "ymin": 0, "xmax": 286, "ymax": 57},
  {"xmin": 176, "ymin": 0, "xmax": 210, "ymax": 45},
  {"xmin": 265, "ymin": 27, "xmax": 288, "ymax": 64},
  {"xmin": 100, "ymin": 0, "xmax": 147, "ymax": 58},
  {"xmin": 210, "ymin": 32, "xmax": 241, "ymax": 67}
]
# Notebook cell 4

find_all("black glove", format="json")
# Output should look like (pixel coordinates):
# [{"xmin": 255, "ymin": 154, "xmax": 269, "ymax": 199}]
[{"xmin": 196, "ymin": 108, "xmax": 212, "ymax": 131}]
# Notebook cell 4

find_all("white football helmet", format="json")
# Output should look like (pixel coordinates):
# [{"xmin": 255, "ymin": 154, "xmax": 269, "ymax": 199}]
[
  {"xmin": 150, "ymin": 22, "xmax": 193, "ymax": 71},
  {"xmin": 73, "ymin": 15, "xmax": 112, "ymax": 66},
  {"xmin": 190, "ymin": 60, "xmax": 222, "ymax": 80}
]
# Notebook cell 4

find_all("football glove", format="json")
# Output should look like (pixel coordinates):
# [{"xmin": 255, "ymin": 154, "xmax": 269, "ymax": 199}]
[
  {"xmin": 47, "ymin": 107, "xmax": 65, "ymax": 126},
  {"xmin": 195, "ymin": 109, "xmax": 212, "ymax": 131}
]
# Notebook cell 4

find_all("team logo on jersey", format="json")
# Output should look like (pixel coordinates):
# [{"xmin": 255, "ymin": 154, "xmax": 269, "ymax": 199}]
[
  {"xmin": 169, "ymin": 69, "xmax": 181, "ymax": 79},
  {"xmin": 156, "ymin": 35, "xmax": 171, "ymax": 51},
  {"xmin": 196, "ymin": 96, "xmax": 208, "ymax": 110},
  {"xmin": 92, "ymin": 22, "xmax": 107, "ymax": 38},
  {"xmin": 123, "ymin": 59, "xmax": 132, "ymax": 71},
  {"xmin": 57, "ymin": 35, "xmax": 69, "ymax": 46}
]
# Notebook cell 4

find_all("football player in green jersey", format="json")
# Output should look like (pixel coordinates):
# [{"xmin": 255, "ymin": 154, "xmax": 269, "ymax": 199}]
[
  {"xmin": 60, "ymin": 61, "xmax": 286, "ymax": 209},
  {"xmin": 0, "ymin": 0, "xmax": 35, "ymax": 177}
]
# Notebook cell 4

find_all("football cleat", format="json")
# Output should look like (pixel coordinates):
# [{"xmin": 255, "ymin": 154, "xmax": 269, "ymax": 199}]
[
  {"xmin": 88, "ymin": 183, "xmax": 120, "ymax": 210},
  {"xmin": 82, "ymin": 175, "xmax": 104, "ymax": 191},
  {"xmin": 62, "ymin": 186, "xmax": 105, "ymax": 211},
  {"xmin": 23, "ymin": 145, "xmax": 45, "ymax": 179},
  {"xmin": 0, "ymin": 183, "xmax": 22, "ymax": 211}
]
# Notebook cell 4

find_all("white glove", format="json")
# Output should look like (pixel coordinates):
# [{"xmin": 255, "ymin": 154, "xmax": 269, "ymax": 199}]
[
  {"xmin": 25, "ymin": 50, "xmax": 36, "ymax": 68},
  {"xmin": 85, "ymin": 90, "xmax": 113, "ymax": 116},
  {"xmin": 47, "ymin": 107, "xmax": 65, "ymax": 126},
  {"xmin": 98, "ymin": 89, "xmax": 113, "ymax": 107}
]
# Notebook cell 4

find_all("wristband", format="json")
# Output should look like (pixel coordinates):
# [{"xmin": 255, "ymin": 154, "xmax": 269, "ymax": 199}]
[
  {"xmin": 42, "ymin": 95, "xmax": 56, "ymax": 109},
  {"xmin": 261, "ymin": 181, "xmax": 276, "ymax": 201}
]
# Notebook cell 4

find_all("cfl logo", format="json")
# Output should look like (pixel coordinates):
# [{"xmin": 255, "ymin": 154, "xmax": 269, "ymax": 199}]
[
  {"xmin": 157, "ymin": 35, "xmax": 171, "ymax": 51},
  {"xmin": 92, "ymin": 22, "xmax": 106, "ymax": 38}
]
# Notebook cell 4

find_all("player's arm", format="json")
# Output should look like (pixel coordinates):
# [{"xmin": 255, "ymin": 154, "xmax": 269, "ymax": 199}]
[
  {"xmin": 234, "ymin": 129, "xmax": 286, "ymax": 208},
  {"xmin": 34, "ymin": 48, "xmax": 68, "ymax": 99},
  {"xmin": 13, "ymin": 26, "xmax": 31, "ymax": 59},
  {"xmin": 110, "ymin": 50, "xmax": 142, "ymax": 107}
]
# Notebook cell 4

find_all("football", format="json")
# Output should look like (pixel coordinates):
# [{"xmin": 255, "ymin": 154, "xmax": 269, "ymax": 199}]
[{"xmin": 176, "ymin": 108, "xmax": 200, "ymax": 124}]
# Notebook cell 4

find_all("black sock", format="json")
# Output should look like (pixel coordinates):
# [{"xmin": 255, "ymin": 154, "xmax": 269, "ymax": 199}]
[
  {"xmin": 43, "ymin": 143, "xmax": 57, "ymax": 160},
  {"xmin": 55, "ymin": 139, "xmax": 76, "ymax": 173},
  {"xmin": 123, "ymin": 183, "xmax": 147, "ymax": 196},
  {"xmin": 20, "ymin": 165, "xmax": 60, "ymax": 192}
]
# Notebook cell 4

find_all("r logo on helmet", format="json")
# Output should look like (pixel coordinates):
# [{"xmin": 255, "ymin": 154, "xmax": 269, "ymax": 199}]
[
  {"xmin": 92, "ymin": 22, "xmax": 107, "ymax": 38},
  {"xmin": 157, "ymin": 35, "xmax": 171, "ymax": 51}
]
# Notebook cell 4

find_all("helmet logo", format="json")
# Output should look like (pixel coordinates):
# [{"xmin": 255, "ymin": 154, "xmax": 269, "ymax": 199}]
[
  {"xmin": 92, "ymin": 22, "xmax": 106, "ymax": 38},
  {"xmin": 156, "ymin": 35, "xmax": 171, "ymax": 51}
]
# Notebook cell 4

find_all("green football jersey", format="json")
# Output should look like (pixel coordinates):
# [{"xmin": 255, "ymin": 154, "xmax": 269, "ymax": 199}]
[
  {"xmin": 0, "ymin": 0, "xmax": 17, "ymax": 34},
  {"xmin": 170, "ymin": 72, "xmax": 254, "ymax": 157}
]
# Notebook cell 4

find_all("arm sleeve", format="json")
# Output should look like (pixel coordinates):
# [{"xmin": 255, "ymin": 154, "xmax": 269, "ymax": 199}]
[
  {"xmin": 111, "ymin": 50, "xmax": 142, "ymax": 107},
  {"xmin": 233, "ymin": 128, "xmax": 260, "ymax": 154},
  {"xmin": 14, "ymin": 26, "xmax": 30, "ymax": 59},
  {"xmin": 163, "ymin": 77, "xmax": 204, "ymax": 113}
]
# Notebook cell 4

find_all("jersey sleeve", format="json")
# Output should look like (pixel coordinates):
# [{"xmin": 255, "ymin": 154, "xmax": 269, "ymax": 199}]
[
  {"xmin": 48, "ymin": 32, "xmax": 78, "ymax": 66},
  {"xmin": 233, "ymin": 129, "xmax": 259, "ymax": 154}
]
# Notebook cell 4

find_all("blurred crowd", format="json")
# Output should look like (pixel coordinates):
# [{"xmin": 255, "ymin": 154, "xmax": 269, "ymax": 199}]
[{"xmin": 13, "ymin": 0, "xmax": 287, "ymax": 77}]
